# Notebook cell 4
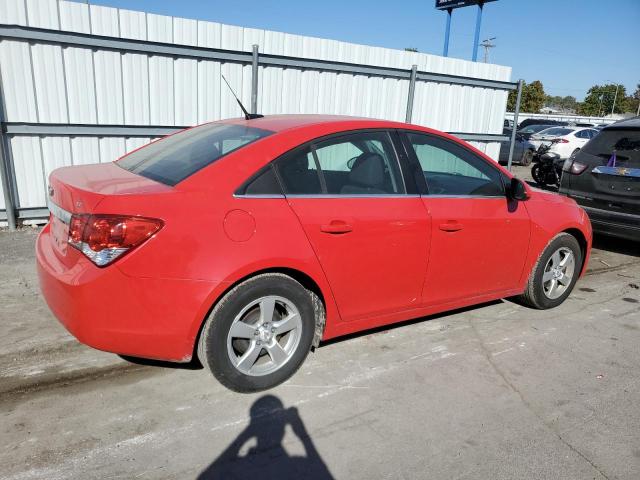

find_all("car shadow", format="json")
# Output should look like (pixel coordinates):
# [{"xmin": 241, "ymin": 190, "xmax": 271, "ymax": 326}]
[
  {"xmin": 593, "ymin": 234, "xmax": 640, "ymax": 257},
  {"xmin": 197, "ymin": 395, "xmax": 334, "ymax": 480}
]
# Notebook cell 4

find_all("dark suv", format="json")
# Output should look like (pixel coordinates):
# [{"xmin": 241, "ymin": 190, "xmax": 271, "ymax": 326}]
[{"xmin": 559, "ymin": 117, "xmax": 640, "ymax": 241}]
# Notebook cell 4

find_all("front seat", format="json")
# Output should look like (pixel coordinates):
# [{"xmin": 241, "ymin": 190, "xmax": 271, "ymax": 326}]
[{"xmin": 340, "ymin": 153, "xmax": 388, "ymax": 194}]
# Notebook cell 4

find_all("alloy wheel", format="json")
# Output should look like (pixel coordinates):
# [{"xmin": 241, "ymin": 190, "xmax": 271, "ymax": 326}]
[
  {"xmin": 542, "ymin": 247, "xmax": 576, "ymax": 299},
  {"xmin": 226, "ymin": 295, "xmax": 302, "ymax": 376}
]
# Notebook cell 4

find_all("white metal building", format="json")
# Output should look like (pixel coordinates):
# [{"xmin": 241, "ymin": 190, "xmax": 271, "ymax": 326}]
[{"xmin": 0, "ymin": 0, "xmax": 514, "ymax": 224}]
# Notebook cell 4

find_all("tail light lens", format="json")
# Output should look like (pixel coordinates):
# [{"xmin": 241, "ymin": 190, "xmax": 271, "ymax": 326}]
[
  {"xmin": 562, "ymin": 159, "xmax": 588, "ymax": 175},
  {"xmin": 553, "ymin": 138, "xmax": 569, "ymax": 143},
  {"xmin": 68, "ymin": 214, "xmax": 163, "ymax": 267}
]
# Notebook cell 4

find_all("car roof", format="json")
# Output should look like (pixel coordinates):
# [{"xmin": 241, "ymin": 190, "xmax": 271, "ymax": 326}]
[
  {"xmin": 603, "ymin": 116, "xmax": 640, "ymax": 130},
  {"xmin": 220, "ymin": 114, "xmax": 409, "ymax": 133}
]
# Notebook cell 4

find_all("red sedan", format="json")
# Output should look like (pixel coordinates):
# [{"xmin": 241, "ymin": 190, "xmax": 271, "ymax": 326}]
[{"xmin": 37, "ymin": 115, "xmax": 592, "ymax": 392}]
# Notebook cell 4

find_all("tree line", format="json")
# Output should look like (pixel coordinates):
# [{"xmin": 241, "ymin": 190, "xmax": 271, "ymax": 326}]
[{"xmin": 508, "ymin": 80, "xmax": 640, "ymax": 116}]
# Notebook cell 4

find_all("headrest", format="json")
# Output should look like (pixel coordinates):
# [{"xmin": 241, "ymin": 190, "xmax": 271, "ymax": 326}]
[{"xmin": 348, "ymin": 153, "xmax": 385, "ymax": 188}]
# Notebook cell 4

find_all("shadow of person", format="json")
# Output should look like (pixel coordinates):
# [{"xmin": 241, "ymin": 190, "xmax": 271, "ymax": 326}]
[{"xmin": 197, "ymin": 395, "xmax": 334, "ymax": 480}]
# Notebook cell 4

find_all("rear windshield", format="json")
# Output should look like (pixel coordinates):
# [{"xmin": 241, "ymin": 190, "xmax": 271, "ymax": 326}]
[
  {"xmin": 118, "ymin": 124, "xmax": 273, "ymax": 185},
  {"xmin": 539, "ymin": 127, "xmax": 573, "ymax": 136},
  {"xmin": 520, "ymin": 124, "xmax": 553, "ymax": 134},
  {"xmin": 583, "ymin": 128, "xmax": 640, "ymax": 167}
]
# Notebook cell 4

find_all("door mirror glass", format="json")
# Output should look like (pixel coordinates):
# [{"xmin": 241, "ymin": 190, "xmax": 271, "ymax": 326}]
[{"xmin": 508, "ymin": 177, "xmax": 529, "ymax": 201}]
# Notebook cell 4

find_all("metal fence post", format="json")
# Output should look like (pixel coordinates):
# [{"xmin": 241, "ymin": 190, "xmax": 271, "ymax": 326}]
[
  {"xmin": 506, "ymin": 79, "xmax": 524, "ymax": 172},
  {"xmin": 251, "ymin": 44, "xmax": 259, "ymax": 115},
  {"xmin": 405, "ymin": 65, "xmax": 417, "ymax": 124},
  {"xmin": 0, "ymin": 75, "xmax": 17, "ymax": 230}
]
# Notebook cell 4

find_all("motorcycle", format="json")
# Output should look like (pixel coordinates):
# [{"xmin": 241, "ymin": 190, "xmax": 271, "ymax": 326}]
[{"xmin": 531, "ymin": 142, "xmax": 564, "ymax": 188}]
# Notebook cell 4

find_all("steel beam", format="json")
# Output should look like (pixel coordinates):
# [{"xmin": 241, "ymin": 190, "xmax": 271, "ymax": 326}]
[
  {"xmin": 406, "ymin": 65, "xmax": 417, "ymax": 123},
  {"xmin": 4, "ymin": 123, "xmax": 183, "ymax": 137},
  {"xmin": 0, "ymin": 25, "xmax": 518, "ymax": 91},
  {"xmin": 251, "ymin": 45, "xmax": 259, "ymax": 115},
  {"xmin": 507, "ymin": 79, "xmax": 524, "ymax": 171}
]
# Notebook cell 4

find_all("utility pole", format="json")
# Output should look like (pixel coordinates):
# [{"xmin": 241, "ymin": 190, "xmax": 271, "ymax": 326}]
[
  {"xmin": 480, "ymin": 37, "xmax": 496, "ymax": 63},
  {"xmin": 611, "ymin": 84, "xmax": 620, "ymax": 115}
]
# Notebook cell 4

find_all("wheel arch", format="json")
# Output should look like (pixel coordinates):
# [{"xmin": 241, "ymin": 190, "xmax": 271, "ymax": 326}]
[
  {"xmin": 189, "ymin": 266, "xmax": 332, "ymax": 363},
  {"xmin": 562, "ymin": 227, "xmax": 589, "ymax": 276}
]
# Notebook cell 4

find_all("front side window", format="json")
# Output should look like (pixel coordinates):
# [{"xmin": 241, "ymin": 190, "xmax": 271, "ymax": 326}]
[
  {"xmin": 118, "ymin": 124, "xmax": 273, "ymax": 186},
  {"xmin": 275, "ymin": 131, "xmax": 404, "ymax": 195},
  {"xmin": 405, "ymin": 132, "xmax": 504, "ymax": 197}
]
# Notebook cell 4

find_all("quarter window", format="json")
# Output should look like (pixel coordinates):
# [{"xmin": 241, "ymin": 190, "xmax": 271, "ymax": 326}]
[
  {"xmin": 275, "ymin": 147, "xmax": 322, "ymax": 195},
  {"xmin": 405, "ymin": 132, "xmax": 504, "ymax": 196}
]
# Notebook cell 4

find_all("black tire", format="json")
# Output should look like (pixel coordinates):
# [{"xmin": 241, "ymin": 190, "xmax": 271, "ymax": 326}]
[
  {"xmin": 521, "ymin": 149, "xmax": 533, "ymax": 166},
  {"xmin": 517, "ymin": 233, "xmax": 582, "ymax": 309},
  {"xmin": 198, "ymin": 273, "xmax": 316, "ymax": 393},
  {"xmin": 531, "ymin": 163, "xmax": 545, "ymax": 185}
]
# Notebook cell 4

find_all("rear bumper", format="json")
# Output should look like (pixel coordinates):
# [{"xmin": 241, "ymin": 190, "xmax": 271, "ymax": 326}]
[
  {"xmin": 36, "ymin": 224, "xmax": 221, "ymax": 361},
  {"xmin": 581, "ymin": 205, "xmax": 640, "ymax": 242}
]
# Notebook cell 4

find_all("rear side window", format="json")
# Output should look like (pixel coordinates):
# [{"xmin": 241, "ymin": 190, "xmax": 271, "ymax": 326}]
[
  {"xmin": 118, "ymin": 124, "xmax": 273, "ymax": 186},
  {"xmin": 275, "ymin": 131, "xmax": 404, "ymax": 195},
  {"xmin": 583, "ymin": 129, "xmax": 640, "ymax": 167}
]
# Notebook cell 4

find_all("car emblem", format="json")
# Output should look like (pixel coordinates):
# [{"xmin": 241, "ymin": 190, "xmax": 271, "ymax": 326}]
[{"xmin": 48, "ymin": 184, "xmax": 54, "ymax": 197}]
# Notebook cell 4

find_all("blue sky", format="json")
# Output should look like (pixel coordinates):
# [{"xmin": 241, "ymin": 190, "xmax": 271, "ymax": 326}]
[{"xmin": 88, "ymin": 0, "xmax": 639, "ymax": 100}]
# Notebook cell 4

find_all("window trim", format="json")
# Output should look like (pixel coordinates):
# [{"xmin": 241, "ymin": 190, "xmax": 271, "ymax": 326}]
[{"xmin": 397, "ymin": 129, "xmax": 508, "ymax": 198}]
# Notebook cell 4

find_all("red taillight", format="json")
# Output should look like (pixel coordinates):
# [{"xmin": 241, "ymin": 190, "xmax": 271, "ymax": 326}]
[
  {"xmin": 68, "ymin": 214, "xmax": 163, "ymax": 266},
  {"xmin": 553, "ymin": 138, "xmax": 569, "ymax": 143},
  {"xmin": 562, "ymin": 159, "xmax": 588, "ymax": 175}
]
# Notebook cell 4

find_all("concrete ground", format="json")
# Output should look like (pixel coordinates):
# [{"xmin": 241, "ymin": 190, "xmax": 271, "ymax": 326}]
[{"xmin": 1, "ymin": 224, "xmax": 639, "ymax": 480}]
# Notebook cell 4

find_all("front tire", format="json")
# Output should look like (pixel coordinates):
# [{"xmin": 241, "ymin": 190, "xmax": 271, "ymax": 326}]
[
  {"xmin": 198, "ymin": 273, "xmax": 316, "ymax": 393},
  {"xmin": 517, "ymin": 233, "xmax": 582, "ymax": 309},
  {"xmin": 531, "ymin": 163, "xmax": 546, "ymax": 185}
]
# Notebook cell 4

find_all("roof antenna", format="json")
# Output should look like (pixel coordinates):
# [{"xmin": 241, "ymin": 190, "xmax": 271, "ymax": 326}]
[{"xmin": 221, "ymin": 74, "xmax": 263, "ymax": 120}]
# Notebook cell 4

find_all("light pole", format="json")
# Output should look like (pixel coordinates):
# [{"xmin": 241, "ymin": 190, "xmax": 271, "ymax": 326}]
[{"xmin": 611, "ymin": 84, "xmax": 620, "ymax": 115}]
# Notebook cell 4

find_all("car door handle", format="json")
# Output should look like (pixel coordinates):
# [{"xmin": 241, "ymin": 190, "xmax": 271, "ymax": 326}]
[
  {"xmin": 439, "ymin": 222, "xmax": 463, "ymax": 232},
  {"xmin": 320, "ymin": 222, "xmax": 353, "ymax": 234}
]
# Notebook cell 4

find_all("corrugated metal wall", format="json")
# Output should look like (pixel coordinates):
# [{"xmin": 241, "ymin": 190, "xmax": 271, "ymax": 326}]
[{"xmin": 0, "ymin": 0, "xmax": 511, "ymax": 213}]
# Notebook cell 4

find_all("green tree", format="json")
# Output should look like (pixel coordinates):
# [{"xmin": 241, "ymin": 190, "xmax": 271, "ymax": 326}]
[
  {"xmin": 578, "ymin": 84, "xmax": 628, "ymax": 116},
  {"xmin": 626, "ymin": 83, "xmax": 640, "ymax": 114},
  {"xmin": 545, "ymin": 95, "xmax": 578, "ymax": 112},
  {"xmin": 508, "ymin": 80, "xmax": 546, "ymax": 113}
]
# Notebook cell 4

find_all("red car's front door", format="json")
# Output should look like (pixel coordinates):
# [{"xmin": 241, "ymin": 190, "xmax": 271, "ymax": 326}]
[
  {"xmin": 401, "ymin": 131, "xmax": 531, "ymax": 305},
  {"xmin": 275, "ymin": 130, "xmax": 431, "ymax": 321}
]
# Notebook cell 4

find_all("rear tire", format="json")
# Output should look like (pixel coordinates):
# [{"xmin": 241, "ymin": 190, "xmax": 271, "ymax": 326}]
[
  {"xmin": 521, "ymin": 149, "xmax": 533, "ymax": 166},
  {"xmin": 517, "ymin": 233, "xmax": 582, "ymax": 309},
  {"xmin": 198, "ymin": 273, "xmax": 316, "ymax": 393}
]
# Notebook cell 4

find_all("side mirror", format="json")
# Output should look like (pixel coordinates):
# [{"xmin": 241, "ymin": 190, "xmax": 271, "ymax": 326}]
[{"xmin": 508, "ymin": 177, "xmax": 529, "ymax": 201}]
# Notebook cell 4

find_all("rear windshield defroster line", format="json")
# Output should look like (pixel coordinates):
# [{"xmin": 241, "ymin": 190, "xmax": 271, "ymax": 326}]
[{"xmin": 118, "ymin": 124, "xmax": 273, "ymax": 186}]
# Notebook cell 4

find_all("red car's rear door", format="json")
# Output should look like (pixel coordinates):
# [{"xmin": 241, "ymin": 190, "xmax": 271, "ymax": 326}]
[
  {"xmin": 400, "ymin": 131, "xmax": 530, "ymax": 305},
  {"xmin": 275, "ymin": 130, "xmax": 431, "ymax": 322}
]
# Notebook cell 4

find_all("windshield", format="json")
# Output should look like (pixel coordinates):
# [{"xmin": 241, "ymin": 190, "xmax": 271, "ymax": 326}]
[
  {"xmin": 583, "ymin": 128, "xmax": 640, "ymax": 167},
  {"xmin": 537, "ymin": 127, "xmax": 573, "ymax": 137},
  {"xmin": 118, "ymin": 124, "xmax": 273, "ymax": 185}
]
